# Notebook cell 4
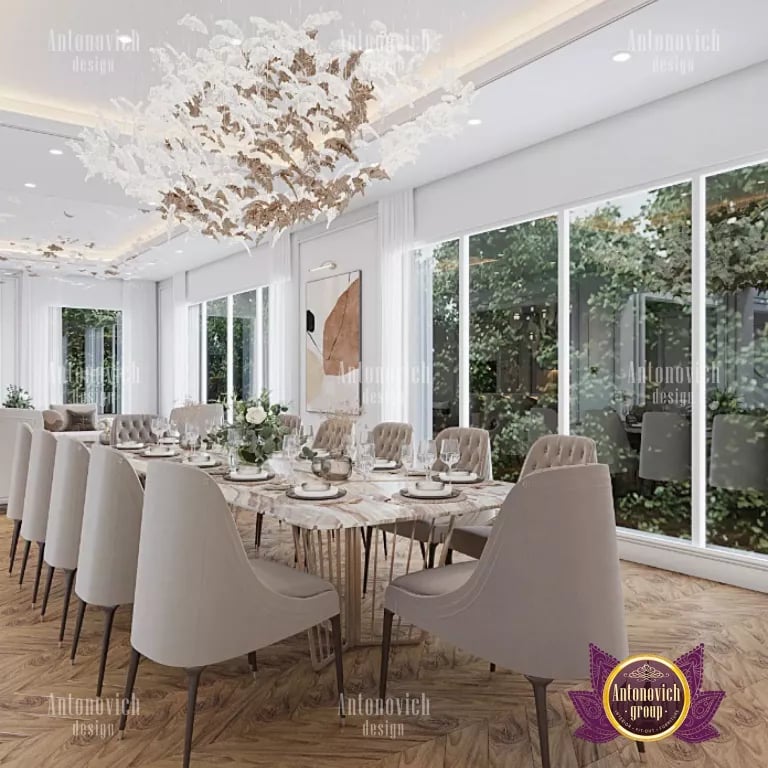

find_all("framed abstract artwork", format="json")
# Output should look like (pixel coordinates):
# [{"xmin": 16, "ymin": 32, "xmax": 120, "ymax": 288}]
[{"xmin": 305, "ymin": 270, "xmax": 362, "ymax": 413}]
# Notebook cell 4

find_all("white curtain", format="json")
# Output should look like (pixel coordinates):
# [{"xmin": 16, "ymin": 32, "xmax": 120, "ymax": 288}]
[
  {"xmin": 379, "ymin": 190, "xmax": 415, "ymax": 423},
  {"xmin": 267, "ymin": 235, "xmax": 297, "ymax": 408}
]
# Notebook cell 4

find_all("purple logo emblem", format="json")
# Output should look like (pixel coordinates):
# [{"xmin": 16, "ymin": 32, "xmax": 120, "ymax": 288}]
[{"xmin": 569, "ymin": 644, "xmax": 724, "ymax": 744}]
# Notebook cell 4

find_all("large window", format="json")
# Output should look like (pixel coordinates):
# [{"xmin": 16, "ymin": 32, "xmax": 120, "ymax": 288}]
[
  {"xmin": 430, "ymin": 240, "xmax": 459, "ymax": 436},
  {"xmin": 193, "ymin": 287, "xmax": 270, "ymax": 413},
  {"xmin": 424, "ymin": 159, "xmax": 768, "ymax": 564},
  {"xmin": 705, "ymin": 161, "xmax": 768, "ymax": 556},
  {"xmin": 61, "ymin": 308, "xmax": 122, "ymax": 413},
  {"xmin": 205, "ymin": 297, "xmax": 228, "ymax": 404},
  {"xmin": 570, "ymin": 183, "xmax": 693, "ymax": 539},
  {"xmin": 469, "ymin": 218, "xmax": 558, "ymax": 481}
]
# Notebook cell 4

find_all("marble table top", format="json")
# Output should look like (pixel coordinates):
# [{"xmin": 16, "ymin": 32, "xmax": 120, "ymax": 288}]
[{"xmin": 129, "ymin": 453, "xmax": 511, "ymax": 531}]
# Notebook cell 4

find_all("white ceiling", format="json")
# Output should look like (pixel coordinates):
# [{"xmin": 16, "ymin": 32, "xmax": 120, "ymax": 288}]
[{"xmin": 0, "ymin": 0, "xmax": 766, "ymax": 280}]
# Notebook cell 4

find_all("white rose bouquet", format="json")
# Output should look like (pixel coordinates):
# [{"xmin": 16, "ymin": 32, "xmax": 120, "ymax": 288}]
[{"xmin": 213, "ymin": 391, "xmax": 289, "ymax": 466}]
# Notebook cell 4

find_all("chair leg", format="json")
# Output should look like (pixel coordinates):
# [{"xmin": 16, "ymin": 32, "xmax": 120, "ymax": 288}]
[
  {"xmin": 254, "ymin": 512, "xmax": 264, "ymax": 548},
  {"xmin": 526, "ymin": 676, "xmax": 554, "ymax": 768},
  {"xmin": 58, "ymin": 569, "xmax": 76, "ymax": 646},
  {"xmin": 70, "ymin": 598, "xmax": 87, "ymax": 663},
  {"xmin": 637, "ymin": 741, "xmax": 645, "ymax": 756},
  {"xmin": 183, "ymin": 667, "xmax": 205, "ymax": 768},
  {"xmin": 419, "ymin": 541, "xmax": 426, "ymax": 564},
  {"xmin": 247, "ymin": 651, "xmax": 258, "ymax": 678},
  {"xmin": 427, "ymin": 543, "xmax": 438, "ymax": 569},
  {"xmin": 331, "ymin": 613, "xmax": 345, "ymax": 720},
  {"xmin": 8, "ymin": 519, "xmax": 21, "ymax": 573},
  {"xmin": 118, "ymin": 648, "xmax": 141, "ymax": 736},
  {"xmin": 41, "ymin": 564, "xmax": 55, "ymax": 617},
  {"xmin": 445, "ymin": 548, "xmax": 454, "ymax": 565},
  {"xmin": 18, "ymin": 540, "xmax": 31, "ymax": 586},
  {"xmin": 379, "ymin": 608, "xmax": 394, "ymax": 700},
  {"xmin": 31, "ymin": 542, "xmax": 45, "ymax": 605},
  {"xmin": 96, "ymin": 606, "xmax": 119, "ymax": 696},
  {"xmin": 382, "ymin": 531, "xmax": 387, "ymax": 559},
  {"xmin": 362, "ymin": 527, "xmax": 372, "ymax": 595},
  {"xmin": 490, "ymin": 662, "xmax": 496, "ymax": 673}
]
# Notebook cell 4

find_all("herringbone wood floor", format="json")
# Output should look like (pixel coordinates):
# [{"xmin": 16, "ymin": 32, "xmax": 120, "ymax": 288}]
[{"xmin": 1, "ymin": 508, "xmax": 767, "ymax": 768}]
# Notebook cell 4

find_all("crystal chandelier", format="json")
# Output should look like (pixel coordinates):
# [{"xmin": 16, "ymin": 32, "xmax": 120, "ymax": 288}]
[{"xmin": 74, "ymin": 13, "xmax": 473, "ymax": 244}]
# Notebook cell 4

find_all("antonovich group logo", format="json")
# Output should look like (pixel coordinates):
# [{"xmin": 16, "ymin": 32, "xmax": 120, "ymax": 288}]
[{"xmin": 570, "ymin": 644, "xmax": 724, "ymax": 744}]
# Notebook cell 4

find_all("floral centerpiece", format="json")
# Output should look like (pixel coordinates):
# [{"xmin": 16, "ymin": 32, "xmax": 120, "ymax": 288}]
[
  {"xmin": 213, "ymin": 391, "xmax": 289, "ymax": 467},
  {"xmin": 2, "ymin": 385, "xmax": 33, "ymax": 409}
]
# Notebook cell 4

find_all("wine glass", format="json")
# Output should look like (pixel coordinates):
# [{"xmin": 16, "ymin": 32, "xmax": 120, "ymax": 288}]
[
  {"xmin": 169, "ymin": 419, "xmax": 180, "ymax": 442},
  {"xmin": 440, "ymin": 438, "xmax": 460, "ymax": 492},
  {"xmin": 283, "ymin": 433, "xmax": 299, "ymax": 483},
  {"xmin": 227, "ymin": 427, "xmax": 243, "ymax": 473},
  {"xmin": 419, "ymin": 439, "xmax": 437, "ymax": 480},
  {"xmin": 301, "ymin": 424, "xmax": 314, "ymax": 450},
  {"xmin": 150, "ymin": 417, "xmax": 162, "ymax": 445},
  {"xmin": 358, "ymin": 442, "xmax": 375, "ymax": 482},
  {"xmin": 185, "ymin": 426, "xmax": 199, "ymax": 460}
]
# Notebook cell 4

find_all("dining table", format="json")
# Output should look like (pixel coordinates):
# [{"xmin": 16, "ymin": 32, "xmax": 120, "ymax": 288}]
[{"xmin": 128, "ymin": 449, "xmax": 512, "ymax": 669}]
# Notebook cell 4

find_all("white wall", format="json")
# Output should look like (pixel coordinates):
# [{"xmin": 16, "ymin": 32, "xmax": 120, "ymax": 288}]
[
  {"xmin": 1, "ymin": 273, "xmax": 157, "ymax": 413},
  {"xmin": 294, "ymin": 208, "xmax": 380, "ymax": 429},
  {"xmin": 415, "ymin": 60, "xmax": 768, "ymax": 245}
]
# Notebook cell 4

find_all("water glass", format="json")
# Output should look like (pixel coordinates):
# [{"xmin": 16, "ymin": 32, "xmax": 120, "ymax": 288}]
[
  {"xmin": 358, "ymin": 442, "xmax": 375, "ymax": 481},
  {"xmin": 419, "ymin": 439, "xmax": 437, "ymax": 480},
  {"xmin": 185, "ymin": 426, "xmax": 199, "ymax": 459},
  {"xmin": 400, "ymin": 442, "xmax": 414, "ymax": 478}
]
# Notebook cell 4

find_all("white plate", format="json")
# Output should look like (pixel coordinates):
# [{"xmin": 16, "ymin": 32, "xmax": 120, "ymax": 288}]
[
  {"xmin": 438, "ymin": 471, "xmax": 479, "ymax": 483},
  {"xmin": 141, "ymin": 448, "xmax": 177, "ymax": 458},
  {"xmin": 159, "ymin": 437, "xmax": 180, "ymax": 445},
  {"xmin": 405, "ymin": 485, "xmax": 454, "ymax": 499},
  {"xmin": 229, "ymin": 469, "xmax": 271, "ymax": 481},
  {"xmin": 184, "ymin": 457, "xmax": 218, "ymax": 469},
  {"xmin": 116, "ymin": 442, "xmax": 144, "ymax": 450},
  {"xmin": 374, "ymin": 459, "xmax": 398, "ymax": 469},
  {"xmin": 290, "ymin": 485, "xmax": 339, "ymax": 499}
]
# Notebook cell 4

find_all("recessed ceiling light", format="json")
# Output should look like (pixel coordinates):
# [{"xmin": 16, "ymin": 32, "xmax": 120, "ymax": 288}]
[
  {"xmin": 24, "ymin": 182, "xmax": 36, "ymax": 189},
  {"xmin": 467, "ymin": 118, "xmax": 483, "ymax": 126},
  {"xmin": 49, "ymin": 148, "xmax": 64, "ymax": 156},
  {"xmin": 230, "ymin": 38, "xmax": 242, "ymax": 45},
  {"xmin": 117, "ymin": 34, "xmax": 133, "ymax": 44},
  {"xmin": 175, "ymin": 249, "xmax": 184, "ymax": 254},
  {"xmin": 612, "ymin": 51, "xmax": 632, "ymax": 63}
]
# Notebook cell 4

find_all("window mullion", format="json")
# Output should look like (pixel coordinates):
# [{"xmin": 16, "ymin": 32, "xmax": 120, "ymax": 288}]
[{"xmin": 458, "ymin": 235, "xmax": 470, "ymax": 428}]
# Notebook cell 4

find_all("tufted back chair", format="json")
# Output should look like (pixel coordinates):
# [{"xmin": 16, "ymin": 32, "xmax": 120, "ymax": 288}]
[
  {"xmin": 520, "ymin": 434, "xmax": 597, "ymax": 479},
  {"xmin": 433, "ymin": 426, "xmax": 493, "ymax": 480},
  {"xmin": 279, "ymin": 413, "xmax": 302, "ymax": 433},
  {"xmin": 169, "ymin": 404, "xmax": 224, "ymax": 436},
  {"xmin": 372, "ymin": 422, "xmax": 413, "ymax": 461},
  {"xmin": 111, "ymin": 414, "xmax": 157, "ymax": 446},
  {"xmin": 313, "ymin": 418, "xmax": 353, "ymax": 453}
]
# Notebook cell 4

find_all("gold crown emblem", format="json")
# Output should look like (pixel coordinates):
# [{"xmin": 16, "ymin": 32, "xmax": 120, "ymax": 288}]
[{"xmin": 628, "ymin": 663, "xmax": 667, "ymax": 681}]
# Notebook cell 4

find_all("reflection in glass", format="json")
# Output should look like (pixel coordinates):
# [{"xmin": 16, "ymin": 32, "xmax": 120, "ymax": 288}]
[
  {"xmin": 233, "ymin": 288, "xmax": 268, "ymax": 401},
  {"xmin": 430, "ymin": 240, "xmax": 460, "ymax": 437},
  {"xmin": 570, "ymin": 183, "xmax": 693, "ymax": 538},
  {"xmin": 61, "ymin": 308, "xmax": 122, "ymax": 413},
  {"xmin": 705, "ymin": 161, "xmax": 768, "ymax": 555},
  {"xmin": 206, "ymin": 297, "xmax": 228, "ymax": 404},
  {"xmin": 469, "ymin": 218, "xmax": 558, "ymax": 481}
]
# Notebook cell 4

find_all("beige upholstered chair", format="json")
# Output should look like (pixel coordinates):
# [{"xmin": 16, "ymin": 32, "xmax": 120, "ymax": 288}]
[
  {"xmin": 450, "ymin": 434, "xmax": 598, "ymax": 559},
  {"xmin": 279, "ymin": 413, "xmax": 302, "ymax": 433},
  {"xmin": 313, "ymin": 418, "xmax": 352, "ymax": 453},
  {"xmin": 118, "ymin": 461, "xmax": 344, "ymax": 768},
  {"xmin": 40, "ymin": 438, "xmax": 90, "ymax": 645},
  {"xmin": 7, "ymin": 423, "xmax": 34, "ymax": 573},
  {"xmin": 71, "ymin": 447, "xmax": 144, "ymax": 696},
  {"xmin": 580, "ymin": 409, "xmax": 637, "ymax": 477},
  {"xmin": 371, "ymin": 422, "xmax": 413, "ymax": 462},
  {"xmin": 0, "ymin": 408, "xmax": 43, "ymax": 505},
  {"xmin": 380, "ymin": 463, "xmax": 628, "ymax": 768},
  {"xmin": 639, "ymin": 412, "xmax": 691, "ymax": 483},
  {"xmin": 169, "ymin": 404, "xmax": 224, "ymax": 436},
  {"xmin": 709, "ymin": 414, "xmax": 768, "ymax": 492},
  {"xmin": 375, "ymin": 427, "xmax": 494, "ymax": 574},
  {"xmin": 18, "ymin": 430, "xmax": 58, "ymax": 605},
  {"xmin": 110, "ymin": 414, "xmax": 157, "ymax": 446}
]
